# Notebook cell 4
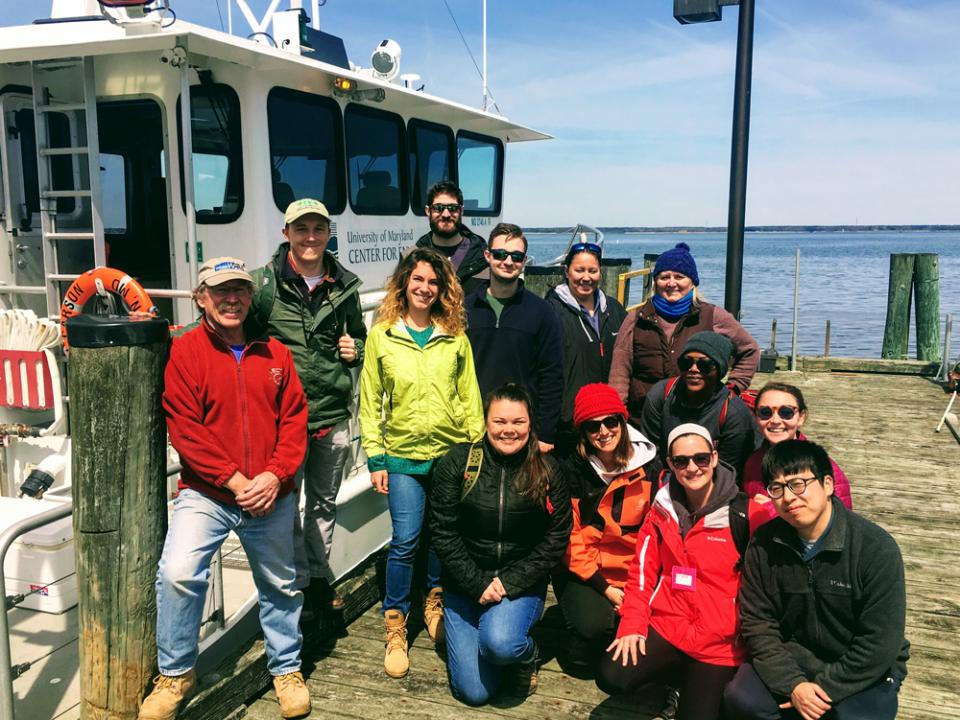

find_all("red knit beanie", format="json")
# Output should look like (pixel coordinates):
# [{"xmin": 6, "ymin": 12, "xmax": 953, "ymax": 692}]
[{"xmin": 573, "ymin": 383, "xmax": 627, "ymax": 428}]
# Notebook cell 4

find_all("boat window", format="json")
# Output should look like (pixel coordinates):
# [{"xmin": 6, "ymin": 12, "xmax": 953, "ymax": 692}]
[
  {"xmin": 176, "ymin": 83, "xmax": 244, "ymax": 223},
  {"xmin": 456, "ymin": 130, "xmax": 503, "ymax": 216},
  {"xmin": 100, "ymin": 153, "xmax": 127, "ymax": 233},
  {"xmin": 267, "ymin": 87, "xmax": 345, "ymax": 214},
  {"xmin": 14, "ymin": 109, "xmax": 76, "ymax": 216},
  {"xmin": 408, "ymin": 119, "xmax": 455, "ymax": 215},
  {"xmin": 344, "ymin": 104, "xmax": 406, "ymax": 215}
]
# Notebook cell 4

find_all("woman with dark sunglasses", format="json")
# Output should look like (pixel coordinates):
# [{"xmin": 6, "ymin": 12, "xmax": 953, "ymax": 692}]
[
  {"xmin": 639, "ymin": 331, "xmax": 760, "ymax": 482},
  {"xmin": 608, "ymin": 242, "xmax": 759, "ymax": 426},
  {"xmin": 553, "ymin": 383, "xmax": 661, "ymax": 672},
  {"xmin": 741, "ymin": 382, "xmax": 852, "ymax": 509},
  {"xmin": 596, "ymin": 423, "xmax": 769, "ymax": 720},
  {"xmin": 545, "ymin": 243, "xmax": 627, "ymax": 455}
]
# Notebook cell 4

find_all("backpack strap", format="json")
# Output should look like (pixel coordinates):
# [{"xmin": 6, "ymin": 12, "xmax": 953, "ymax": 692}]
[
  {"xmin": 461, "ymin": 444, "xmax": 484, "ymax": 500},
  {"xmin": 729, "ymin": 492, "xmax": 750, "ymax": 567},
  {"xmin": 719, "ymin": 391, "xmax": 731, "ymax": 431},
  {"xmin": 664, "ymin": 376, "xmax": 680, "ymax": 400}
]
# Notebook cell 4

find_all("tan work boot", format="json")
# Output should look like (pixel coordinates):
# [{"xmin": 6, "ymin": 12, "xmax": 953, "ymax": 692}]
[
  {"xmin": 423, "ymin": 587, "xmax": 445, "ymax": 646},
  {"xmin": 383, "ymin": 609, "xmax": 409, "ymax": 678},
  {"xmin": 273, "ymin": 671, "xmax": 311, "ymax": 718},
  {"xmin": 138, "ymin": 669, "xmax": 197, "ymax": 720}
]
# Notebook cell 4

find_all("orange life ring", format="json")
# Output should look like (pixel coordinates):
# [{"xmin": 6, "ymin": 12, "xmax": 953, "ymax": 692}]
[{"xmin": 59, "ymin": 267, "xmax": 157, "ymax": 351}]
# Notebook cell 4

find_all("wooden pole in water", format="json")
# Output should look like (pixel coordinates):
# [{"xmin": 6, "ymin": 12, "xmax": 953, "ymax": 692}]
[
  {"xmin": 914, "ymin": 253, "xmax": 941, "ymax": 362},
  {"xmin": 66, "ymin": 315, "xmax": 170, "ymax": 720},
  {"xmin": 642, "ymin": 253, "xmax": 659, "ymax": 302},
  {"xmin": 791, "ymin": 249, "xmax": 799, "ymax": 371},
  {"xmin": 881, "ymin": 253, "xmax": 915, "ymax": 360},
  {"xmin": 824, "ymin": 320, "xmax": 831, "ymax": 358}
]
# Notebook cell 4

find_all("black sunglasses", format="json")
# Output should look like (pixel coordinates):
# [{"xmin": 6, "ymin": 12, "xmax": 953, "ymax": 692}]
[
  {"xmin": 429, "ymin": 202, "xmax": 462, "ymax": 214},
  {"xmin": 678, "ymin": 355, "xmax": 718, "ymax": 373},
  {"xmin": 489, "ymin": 248, "xmax": 526, "ymax": 263},
  {"xmin": 581, "ymin": 416, "xmax": 620, "ymax": 433},
  {"xmin": 669, "ymin": 452, "xmax": 713, "ymax": 469},
  {"xmin": 756, "ymin": 405, "xmax": 799, "ymax": 421}
]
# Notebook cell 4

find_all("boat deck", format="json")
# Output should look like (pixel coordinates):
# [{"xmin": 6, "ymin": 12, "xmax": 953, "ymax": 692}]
[{"xmin": 238, "ymin": 369, "xmax": 959, "ymax": 720}]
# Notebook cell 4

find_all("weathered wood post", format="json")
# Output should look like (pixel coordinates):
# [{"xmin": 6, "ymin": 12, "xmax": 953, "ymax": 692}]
[
  {"xmin": 601, "ymin": 257, "xmax": 632, "ymax": 304},
  {"xmin": 66, "ymin": 314, "xmax": 170, "ymax": 720},
  {"xmin": 881, "ymin": 253, "xmax": 915, "ymax": 360},
  {"xmin": 642, "ymin": 253, "xmax": 660, "ymax": 302},
  {"xmin": 914, "ymin": 253, "xmax": 941, "ymax": 362}
]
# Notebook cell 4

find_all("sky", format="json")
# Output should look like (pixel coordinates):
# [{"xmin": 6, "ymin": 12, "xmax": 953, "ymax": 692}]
[{"xmin": 8, "ymin": 0, "xmax": 960, "ymax": 227}]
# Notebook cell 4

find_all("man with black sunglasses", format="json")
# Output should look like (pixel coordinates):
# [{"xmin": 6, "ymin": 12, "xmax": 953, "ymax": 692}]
[
  {"xmin": 465, "ymin": 223, "xmax": 564, "ymax": 452},
  {"xmin": 405, "ymin": 180, "xmax": 489, "ymax": 295},
  {"xmin": 725, "ymin": 439, "xmax": 908, "ymax": 720}
]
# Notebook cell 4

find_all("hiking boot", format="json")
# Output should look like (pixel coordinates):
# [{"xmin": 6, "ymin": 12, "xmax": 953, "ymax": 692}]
[
  {"xmin": 658, "ymin": 687, "xmax": 680, "ymax": 720},
  {"xmin": 383, "ymin": 609, "xmax": 409, "ymax": 678},
  {"xmin": 507, "ymin": 643, "xmax": 540, "ymax": 697},
  {"xmin": 423, "ymin": 587, "xmax": 445, "ymax": 645},
  {"xmin": 138, "ymin": 669, "xmax": 196, "ymax": 720},
  {"xmin": 273, "ymin": 671, "xmax": 311, "ymax": 718}
]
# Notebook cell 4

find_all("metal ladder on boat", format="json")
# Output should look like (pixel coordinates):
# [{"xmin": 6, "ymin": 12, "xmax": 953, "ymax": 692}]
[{"xmin": 29, "ymin": 56, "xmax": 107, "ymax": 318}]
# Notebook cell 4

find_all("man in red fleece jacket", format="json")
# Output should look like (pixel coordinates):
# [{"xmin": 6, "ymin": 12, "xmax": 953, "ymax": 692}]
[{"xmin": 139, "ymin": 258, "xmax": 310, "ymax": 720}]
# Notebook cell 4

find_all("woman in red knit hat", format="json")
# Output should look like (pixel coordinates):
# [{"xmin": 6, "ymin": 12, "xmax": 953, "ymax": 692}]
[{"xmin": 555, "ymin": 383, "xmax": 662, "ymax": 673}]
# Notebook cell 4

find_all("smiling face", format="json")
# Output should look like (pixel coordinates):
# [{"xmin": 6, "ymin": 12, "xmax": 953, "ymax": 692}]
[
  {"xmin": 198, "ymin": 280, "xmax": 252, "ymax": 336},
  {"xmin": 485, "ymin": 233, "xmax": 527, "ymax": 283},
  {"xmin": 655, "ymin": 271, "xmax": 694, "ymax": 302},
  {"xmin": 756, "ymin": 389, "xmax": 807, "ymax": 445},
  {"xmin": 666, "ymin": 434, "xmax": 717, "ymax": 497},
  {"xmin": 486, "ymin": 398, "xmax": 531, "ymax": 455},
  {"xmin": 427, "ymin": 191, "xmax": 463, "ymax": 240},
  {"xmin": 584, "ymin": 414, "xmax": 623, "ymax": 455},
  {"xmin": 283, "ymin": 213, "xmax": 330, "ymax": 270},
  {"xmin": 566, "ymin": 251, "xmax": 602, "ymax": 303},
  {"xmin": 404, "ymin": 261, "xmax": 440, "ymax": 314}
]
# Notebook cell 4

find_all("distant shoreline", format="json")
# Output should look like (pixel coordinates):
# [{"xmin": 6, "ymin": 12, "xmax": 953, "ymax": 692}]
[{"xmin": 525, "ymin": 225, "xmax": 960, "ymax": 234}]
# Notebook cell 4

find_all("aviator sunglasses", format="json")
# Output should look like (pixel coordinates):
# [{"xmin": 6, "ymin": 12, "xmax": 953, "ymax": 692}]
[
  {"xmin": 429, "ymin": 202, "xmax": 462, "ymax": 214},
  {"xmin": 489, "ymin": 248, "xmax": 527, "ymax": 263},
  {"xmin": 669, "ymin": 452, "xmax": 713, "ymax": 469},
  {"xmin": 568, "ymin": 241, "xmax": 602, "ymax": 258},
  {"xmin": 756, "ymin": 405, "xmax": 799, "ymax": 421},
  {"xmin": 677, "ymin": 355, "xmax": 718, "ymax": 374},
  {"xmin": 581, "ymin": 416, "xmax": 620, "ymax": 433}
]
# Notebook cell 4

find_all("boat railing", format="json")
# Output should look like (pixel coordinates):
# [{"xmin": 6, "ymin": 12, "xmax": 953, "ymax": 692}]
[{"xmin": 617, "ymin": 267, "xmax": 654, "ymax": 310}]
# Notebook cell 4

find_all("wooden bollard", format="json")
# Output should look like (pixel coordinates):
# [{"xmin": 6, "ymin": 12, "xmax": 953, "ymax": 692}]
[
  {"xmin": 914, "ymin": 253, "xmax": 941, "ymax": 362},
  {"xmin": 66, "ymin": 314, "xmax": 170, "ymax": 720},
  {"xmin": 601, "ymin": 257, "xmax": 632, "ymax": 303},
  {"xmin": 881, "ymin": 253, "xmax": 915, "ymax": 360},
  {"xmin": 642, "ymin": 253, "xmax": 660, "ymax": 302}
]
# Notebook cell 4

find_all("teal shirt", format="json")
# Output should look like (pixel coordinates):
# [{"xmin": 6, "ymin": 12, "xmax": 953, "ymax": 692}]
[{"xmin": 405, "ymin": 324, "xmax": 435, "ymax": 349}]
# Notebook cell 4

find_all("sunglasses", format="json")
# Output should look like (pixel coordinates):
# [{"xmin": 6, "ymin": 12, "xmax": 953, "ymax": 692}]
[
  {"xmin": 581, "ymin": 416, "xmax": 620, "ymax": 433},
  {"xmin": 677, "ymin": 355, "xmax": 718, "ymax": 374},
  {"xmin": 669, "ymin": 452, "xmax": 713, "ymax": 469},
  {"xmin": 756, "ymin": 405, "xmax": 799, "ymax": 421},
  {"xmin": 489, "ymin": 248, "xmax": 527, "ymax": 263},
  {"xmin": 568, "ymin": 242, "xmax": 602, "ymax": 258},
  {"xmin": 766, "ymin": 475, "xmax": 819, "ymax": 499},
  {"xmin": 429, "ymin": 203, "xmax": 462, "ymax": 214}
]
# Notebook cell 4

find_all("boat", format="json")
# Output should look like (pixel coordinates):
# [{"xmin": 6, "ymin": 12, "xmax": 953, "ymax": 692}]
[{"xmin": 0, "ymin": 2, "xmax": 548, "ymax": 717}]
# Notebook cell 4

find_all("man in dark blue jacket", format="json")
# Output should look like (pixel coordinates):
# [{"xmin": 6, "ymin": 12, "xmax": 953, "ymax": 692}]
[{"xmin": 465, "ymin": 223, "xmax": 564, "ymax": 451}]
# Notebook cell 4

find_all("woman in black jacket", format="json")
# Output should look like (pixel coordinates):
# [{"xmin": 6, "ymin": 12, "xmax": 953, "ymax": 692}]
[{"xmin": 431, "ymin": 383, "xmax": 572, "ymax": 706}]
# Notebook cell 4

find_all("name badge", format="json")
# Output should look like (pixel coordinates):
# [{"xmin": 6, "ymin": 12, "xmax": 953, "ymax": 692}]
[{"xmin": 671, "ymin": 566, "xmax": 697, "ymax": 591}]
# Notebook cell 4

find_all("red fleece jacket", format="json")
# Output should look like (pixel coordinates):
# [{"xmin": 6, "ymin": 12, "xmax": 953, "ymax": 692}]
[{"xmin": 163, "ymin": 320, "xmax": 308, "ymax": 505}]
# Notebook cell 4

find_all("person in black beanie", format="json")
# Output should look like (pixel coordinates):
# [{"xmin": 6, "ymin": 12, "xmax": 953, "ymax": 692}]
[{"xmin": 639, "ymin": 331, "xmax": 760, "ymax": 482}]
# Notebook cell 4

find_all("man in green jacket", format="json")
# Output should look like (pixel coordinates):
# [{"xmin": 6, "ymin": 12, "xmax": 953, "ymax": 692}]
[{"xmin": 248, "ymin": 198, "xmax": 367, "ymax": 618}]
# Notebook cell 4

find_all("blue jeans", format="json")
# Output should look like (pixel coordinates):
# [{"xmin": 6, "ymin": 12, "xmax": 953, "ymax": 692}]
[
  {"xmin": 443, "ymin": 584, "xmax": 545, "ymax": 706},
  {"xmin": 155, "ymin": 488, "xmax": 302, "ymax": 676},
  {"xmin": 383, "ymin": 472, "xmax": 441, "ymax": 616}
]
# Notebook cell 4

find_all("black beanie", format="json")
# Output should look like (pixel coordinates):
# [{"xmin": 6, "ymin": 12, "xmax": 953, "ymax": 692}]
[{"xmin": 681, "ymin": 331, "xmax": 733, "ymax": 378}]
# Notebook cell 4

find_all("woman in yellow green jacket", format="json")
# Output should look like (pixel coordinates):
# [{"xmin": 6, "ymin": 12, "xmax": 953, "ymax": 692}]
[{"xmin": 359, "ymin": 247, "xmax": 484, "ymax": 679}]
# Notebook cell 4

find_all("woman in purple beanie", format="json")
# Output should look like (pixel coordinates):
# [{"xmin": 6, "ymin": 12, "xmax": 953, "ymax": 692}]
[{"xmin": 608, "ymin": 242, "xmax": 759, "ymax": 426}]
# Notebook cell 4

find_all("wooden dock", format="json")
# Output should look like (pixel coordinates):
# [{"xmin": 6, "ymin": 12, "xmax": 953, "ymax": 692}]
[{"xmin": 204, "ymin": 369, "xmax": 959, "ymax": 720}]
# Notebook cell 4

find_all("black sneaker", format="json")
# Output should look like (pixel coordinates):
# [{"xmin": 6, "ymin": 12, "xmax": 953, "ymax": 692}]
[
  {"xmin": 658, "ymin": 687, "xmax": 680, "ymax": 720},
  {"xmin": 507, "ymin": 643, "xmax": 540, "ymax": 697}
]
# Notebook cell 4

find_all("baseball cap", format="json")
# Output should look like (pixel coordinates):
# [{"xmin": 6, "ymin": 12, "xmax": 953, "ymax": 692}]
[
  {"xmin": 284, "ymin": 198, "xmax": 330, "ymax": 225},
  {"xmin": 198, "ymin": 257, "xmax": 253, "ymax": 287}
]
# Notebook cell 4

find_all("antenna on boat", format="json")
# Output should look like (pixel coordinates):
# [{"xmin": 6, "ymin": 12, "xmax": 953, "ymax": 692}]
[{"xmin": 482, "ymin": 0, "xmax": 488, "ymax": 111}]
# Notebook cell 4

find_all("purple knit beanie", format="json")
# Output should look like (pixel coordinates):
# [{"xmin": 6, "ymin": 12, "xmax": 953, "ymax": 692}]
[{"xmin": 653, "ymin": 242, "xmax": 699, "ymax": 286}]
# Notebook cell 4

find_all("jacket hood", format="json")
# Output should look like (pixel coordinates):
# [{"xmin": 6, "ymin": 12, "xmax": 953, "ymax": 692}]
[
  {"xmin": 551, "ymin": 283, "xmax": 609, "ymax": 315},
  {"xmin": 653, "ymin": 460, "xmax": 739, "ymax": 535},
  {"xmin": 387, "ymin": 318, "xmax": 450, "ymax": 342},
  {"xmin": 587, "ymin": 424, "xmax": 658, "ymax": 482}
]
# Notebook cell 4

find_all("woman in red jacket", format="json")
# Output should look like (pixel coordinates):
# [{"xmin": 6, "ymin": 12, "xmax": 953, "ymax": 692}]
[{"xmin": 596, "ymin": 423, "xmax": 767, "ymax": 720}]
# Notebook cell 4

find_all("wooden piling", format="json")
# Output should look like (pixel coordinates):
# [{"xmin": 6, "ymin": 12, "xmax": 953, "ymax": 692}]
[
  {"xmin": 642, "ymin": 253, "xmax": 659, "ymax": 301},
  {"xmin": 914, "ymin": 253, "xmax": 941, "ymax": 362},
  {"xmin": 66, "ymin": 315, "xmax": 170, "ymax": 720},
  {"xmin": 881, "ymin": 253, "xmax": 915, "ymax": 360},
  {"xmin": 824, "ymin": 320, "xmax": 831, "ymax": 358}
]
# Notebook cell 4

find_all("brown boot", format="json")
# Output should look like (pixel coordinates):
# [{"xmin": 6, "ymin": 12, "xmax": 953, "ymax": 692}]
[
  {"xmin": 273, "ymin": 671, "xmax": 311, "ymax": 718},
  {"xmin": 138, "ymin": 669, "xmax": 197, "ymax": 720},
  {"xmin": 383, "ymin": 609, "xmax": 409, "ymax": 678},
  {"xmin": 423, "ymin": 587, "xmax": 445, "ymax": 646}
]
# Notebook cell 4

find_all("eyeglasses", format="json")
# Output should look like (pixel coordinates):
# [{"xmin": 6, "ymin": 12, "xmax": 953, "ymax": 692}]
[
  {"xmin": 677, "ymin": 355, "xmax": 718, "ymax": 374},
  {"xmin": 581, "ymin": 416, "xmax": 620, "ymax": 433},
  {"xmin": 766, "ymin": 476, "xmax": 819, "ymax": 499},
  {"xmin": 756, "ymin": 405, "xmax": 799, "ymax": 421},
  {"xmin": 489, "ymin": 248, "xmax": 527, "ymax": 263},
  {"xmin": 429, "ymin": 203, "xmax": 462, "ymax": 214},
  {"xmin": 669, "ymin": 452, "xmax": 713, "ymax": 469},
  {"xmin": 568, "ymin": 242, "xmax": 602, "ymax": 258}
]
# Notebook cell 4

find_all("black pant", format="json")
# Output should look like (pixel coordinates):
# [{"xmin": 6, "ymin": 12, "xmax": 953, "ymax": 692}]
[
  {"xmin": 723, "ymin": 662, "xmax": 902, "ymax": 720},
  {"xmin": 553, "ymin": 572, "xmax": 618, "ymax": 644},
  {"xmin": 596, "ymin": 626, "xmax": 735, "ymax": 720}
]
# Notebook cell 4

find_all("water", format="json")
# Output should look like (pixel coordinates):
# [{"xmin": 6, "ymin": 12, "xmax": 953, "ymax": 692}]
[{"xmin": 526, "ymin": 231, "xmax": 960, "ymax": 359}]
